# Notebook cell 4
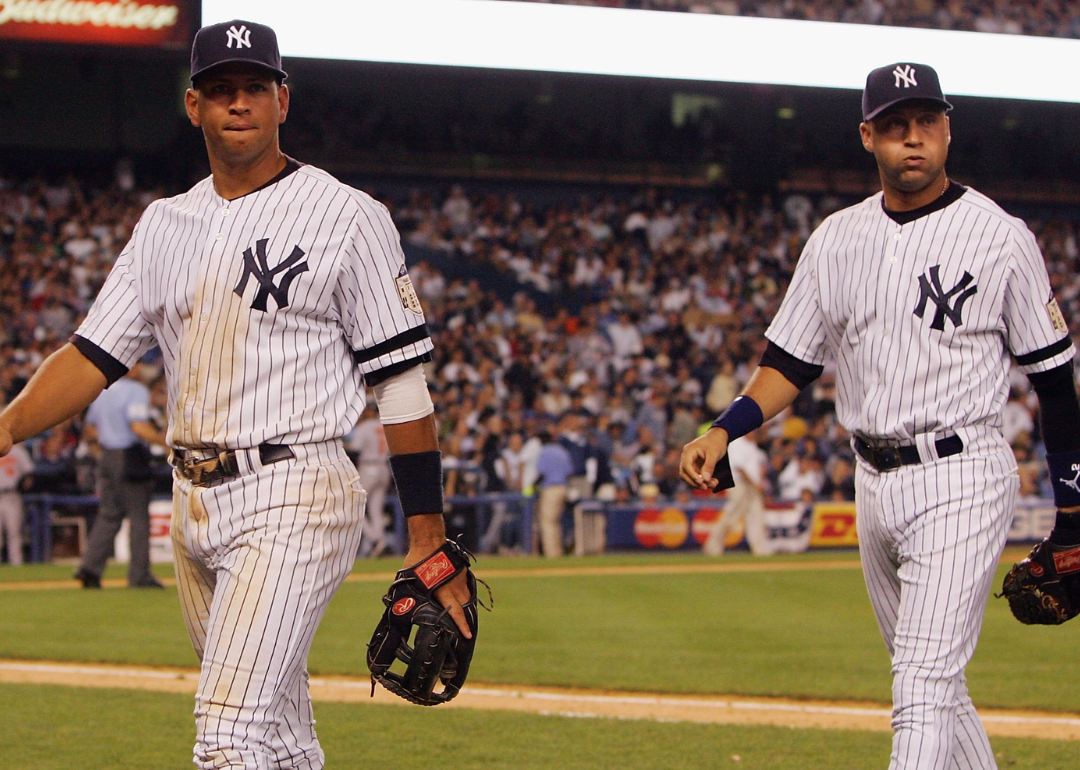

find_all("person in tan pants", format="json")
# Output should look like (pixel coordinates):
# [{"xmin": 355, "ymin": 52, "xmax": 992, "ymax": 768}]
[{"xmin": 534, "ymin": 423, "xmax": 573, "ymax": 557}]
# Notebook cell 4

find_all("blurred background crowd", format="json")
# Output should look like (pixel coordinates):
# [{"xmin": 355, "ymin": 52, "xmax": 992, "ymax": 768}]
[
  {"xmin": 511, "ymin": 0, "xmax": 1080, "ymax": 39},
  {"xmin": 3, "ymin": 0, "xmax": 1080, "ymax": 560},
  {"xmin": 1, "ymin": 171, "xmax": 1073, "ymax": 532}
]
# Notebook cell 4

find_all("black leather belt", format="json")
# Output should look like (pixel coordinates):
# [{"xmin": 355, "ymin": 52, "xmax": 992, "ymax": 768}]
[
  {"xmin": 173, "ymin": 443, "xmax": 294, "ymax": 486},
  {"xmin": 853, "ymin": 434, "xmax": 963, "ymax": 473}
]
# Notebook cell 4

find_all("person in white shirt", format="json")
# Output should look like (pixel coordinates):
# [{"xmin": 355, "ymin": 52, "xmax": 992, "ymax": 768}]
[
  {"xmin": 0, "ymin": 408, "xmax": 33, "ymax": 566},
  {"xmin": 348, "ymin": 405, "xmax": 391, "ymax": 558},
  {"xmin": 703, "ymin": 428, "xmax": 771, "ymax": 556}
]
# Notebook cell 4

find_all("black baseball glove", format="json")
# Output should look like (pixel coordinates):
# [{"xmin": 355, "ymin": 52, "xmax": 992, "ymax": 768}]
[
  {"xmin": 367, "ymin": 540, "xmax": 490, "ymax": 705},
  {"xmin": 999, "ymin": 538, "xmax": 1080, "ymax": 625}
]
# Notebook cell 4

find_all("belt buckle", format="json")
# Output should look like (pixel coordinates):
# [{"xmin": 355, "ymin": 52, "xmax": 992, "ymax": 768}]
[
  {"xmin": 181, "ymin": 452, "xmax": 230, "ymax": 486},
  {"xmin": 874, "ymin": 447, "xmax": 902, "ymax": 472},
  {"xmin": 182, "ymin": 456, "xmax": 215, "ymax": 486}
]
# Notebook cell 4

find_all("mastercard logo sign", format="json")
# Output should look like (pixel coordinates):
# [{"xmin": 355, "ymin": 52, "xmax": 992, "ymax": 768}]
[
  {"xmin": 690, "ymin": 509, "xmax": 720, "ymax": 544},
  {"xmin": 689, "ymin": 508, "xmax": 744, "ymax": 548},
  {"xmin": 634, "ymin": 508, "xmax": 689, "ymax": 548}
]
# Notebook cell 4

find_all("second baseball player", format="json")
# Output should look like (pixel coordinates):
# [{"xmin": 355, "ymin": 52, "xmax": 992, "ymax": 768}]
[{"xmin": 682, "ymin": 62, "xmax": 1080, "ymax": 769}]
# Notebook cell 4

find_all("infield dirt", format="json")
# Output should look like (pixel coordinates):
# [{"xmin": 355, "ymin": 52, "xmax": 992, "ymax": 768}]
[{"xmin": 0, "ymin": 659, "xmax": 1076, "ymax": 740}]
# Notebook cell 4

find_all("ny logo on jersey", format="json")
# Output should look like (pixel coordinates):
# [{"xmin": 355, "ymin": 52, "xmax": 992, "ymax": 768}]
[
  {"xmin": 893, "ymin": 64, "xmax": 917, "ymax": 88},
  {"xmin": 1061, "ymin": 463, "xmax": 1080, "ymax": 495},
  {"xmin": 913, "ymin": 265, "xmax": 978, "ymax": 331},
  {"xmin": 226, "ymin": 24, "xmax": 251, "ymax": 49},
  {"xmin": 234, "ymin": 238, "xmax": 309, "ymax": 312}
]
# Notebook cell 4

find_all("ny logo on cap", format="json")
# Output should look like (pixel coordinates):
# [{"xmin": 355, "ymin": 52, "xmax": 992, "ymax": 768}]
[
  {"xmin": 893, "ymin": 64, "xmax": 917, "ymax": 88},
  {"xmin": 234, "ymin": 239, "xmax": 309, "ymax": 312},
  {"xmin": 226, "ymin": 24, "xmax": 251, "ymax": 49}
]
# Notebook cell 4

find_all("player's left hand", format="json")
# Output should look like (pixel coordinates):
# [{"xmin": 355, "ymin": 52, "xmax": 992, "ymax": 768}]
[
  {"xmin": 999, "ymin": 536, "xmax": 1080, "ymax": 625},
  {"xmin": 404, "ymin": 546, "xmax": 473, "ymax": 638},
  {"xmin": 368, "ymin": 540, "xmax": 491, "ymax": 706}
]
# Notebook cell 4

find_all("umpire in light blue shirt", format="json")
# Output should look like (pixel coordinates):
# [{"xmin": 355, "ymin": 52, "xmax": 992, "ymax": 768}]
[{"xmin": 74, "ymin": 362, "xmax": 166, "ymax": 589}]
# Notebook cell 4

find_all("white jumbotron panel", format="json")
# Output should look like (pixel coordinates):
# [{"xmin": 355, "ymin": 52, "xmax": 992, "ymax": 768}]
[{"xmin": 201, "ymin": 0, "xmax": 1080, "ymax": 103}]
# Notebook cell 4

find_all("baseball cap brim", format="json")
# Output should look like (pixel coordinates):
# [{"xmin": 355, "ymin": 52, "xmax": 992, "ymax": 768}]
[
  {"xmin": 191, "ymin": 59, "xmax": 288, "ymax": 82},
  {"xmin": 864, "ymin": 95, "xmax": 952, "ymax": 121}
]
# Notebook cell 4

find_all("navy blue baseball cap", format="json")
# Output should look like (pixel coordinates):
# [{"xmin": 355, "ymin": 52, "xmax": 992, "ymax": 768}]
[
  {"xmin": 190, "ymin": 20, "xmax": 288, "ymax": 83},
  {"xmin": 862, "ymin": 62, "xmax": 952, "ymax": 121}
]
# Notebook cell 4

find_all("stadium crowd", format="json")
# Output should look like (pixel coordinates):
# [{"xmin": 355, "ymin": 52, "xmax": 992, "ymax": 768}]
[
  {"xmin": 0, "ymin": 172, "xmax": 1075, "ymax": 556},
  {"xmin": 511, "ymin": 0, "xmax": 1080, "ymax": 39}
]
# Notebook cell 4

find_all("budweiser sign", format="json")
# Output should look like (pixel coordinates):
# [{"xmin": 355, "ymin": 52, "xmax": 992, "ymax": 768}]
[{"xmin": 0, "ymin": 0, "xmax": 194, "ymax": 46}]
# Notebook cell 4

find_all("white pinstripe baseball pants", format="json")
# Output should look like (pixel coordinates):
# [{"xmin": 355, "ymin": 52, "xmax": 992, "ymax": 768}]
[
  {"xmin": 856, "ymin": 427, "xmax": 1016, "ymax": 770},
  {"xmin": 171, "ymin": 441, "xmax": 365, "ymax": 770}
]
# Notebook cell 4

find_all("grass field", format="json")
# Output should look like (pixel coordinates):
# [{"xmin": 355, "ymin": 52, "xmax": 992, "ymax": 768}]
[{"xmin": 0, "ymin": 549, "xmax": 1077, "ymax": 768}]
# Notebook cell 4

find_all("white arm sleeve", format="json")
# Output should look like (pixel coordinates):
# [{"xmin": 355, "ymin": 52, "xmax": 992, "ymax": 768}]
[{"xmin": 372, "ymin": 364, "xmax": 435, "ymax": 425}]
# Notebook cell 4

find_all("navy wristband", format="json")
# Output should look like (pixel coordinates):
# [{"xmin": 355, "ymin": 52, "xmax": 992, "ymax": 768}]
[
  {"xmin": 1046, "ymin": 449, "xmax": 1080, "ymax": 509},
  {"xmin": 710, "ymin": 396, "xmax": 764, "ymax": 442},
  {"xmin": 389, "ymin": 450, "xmax": 444, "ymax": 517}
]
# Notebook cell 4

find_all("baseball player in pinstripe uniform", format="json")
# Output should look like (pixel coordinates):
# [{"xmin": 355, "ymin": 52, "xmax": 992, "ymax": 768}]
[
  {"xmin": 681, "ymin": 63, "xmax": 1080, "ymax": 769},
  {"xmin": 0, "ymin": 20, "xmax": 471, "ymax": 769}
]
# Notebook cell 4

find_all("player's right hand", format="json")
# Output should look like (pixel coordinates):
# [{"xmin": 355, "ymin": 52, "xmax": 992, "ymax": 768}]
[{"xmin": 679, "ymin": 428, "xmax": 729, "ymax": 491}]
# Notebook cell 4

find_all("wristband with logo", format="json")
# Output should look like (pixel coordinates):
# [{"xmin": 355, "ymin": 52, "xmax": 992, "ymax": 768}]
[{"xmin": 1046, "ymin": 449, "xmax": 1080, "ymax": 509}]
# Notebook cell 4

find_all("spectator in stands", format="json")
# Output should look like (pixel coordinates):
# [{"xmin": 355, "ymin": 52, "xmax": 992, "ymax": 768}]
[
  {"xmin": 820, "ymin": 455, "xmax": 856, "ymax": 502},
  {"xmin": 606, "ymin": 310, "xmax": 645, "ymax": 367},
  {"xmin": 1013, "ymin": 435, "xmax": 1043, "ymax": 500},
  {"xmin": 348, "ymin": 404, "xmax": 392, "ymax": 558},
  {"xmin": 0, "ymin": 405, "xmax": 33, "ymax": 565},
  {"xmin": 1002, "ymin": 385, "xmax": 1035, "ymax": 446},
  {"xmin": 506, "ymin": 0, "xmax": 1080, "ymax": 40},
  {"xmin": 776, "ymin": 443, "xmax": 825, "ymax": 502},
  {"xmin": 7, "ymin": 171, "xmax": 1080, "ymax": 525}
]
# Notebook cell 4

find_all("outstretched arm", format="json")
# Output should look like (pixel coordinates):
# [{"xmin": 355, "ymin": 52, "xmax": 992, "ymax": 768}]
[
  {"xmin": 0, "ymin": 344, "xmax": 107, "ymax": 457},
  {"xmin": 679, "ymin": 365, "xmax": 801, "ymax": 491}
]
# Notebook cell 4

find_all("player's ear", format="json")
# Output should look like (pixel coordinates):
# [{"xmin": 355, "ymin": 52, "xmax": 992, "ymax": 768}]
[
  {"xmin": 277, "ymin": 83, "xmax": 289, "ymax": 125},
  {"xmin": 185, "ymin": 88, "xmax": 201, "ymax": 128},
  {"xmin": 859, "ymin": 122, "xmax": 873, "ymax": 153},
  {"xmin": 945, "ymin": 114, "xmax": 951, "ymax": 145}
]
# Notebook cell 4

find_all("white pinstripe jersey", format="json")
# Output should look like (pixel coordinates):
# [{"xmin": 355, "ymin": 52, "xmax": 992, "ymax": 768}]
[
  {"xmin": 766, "ymin": 185, "xmax": 1074, "ymax": 442},
  {"xmin": 74, "ymin": 161, "xmax": 433, "ymax": 450}
]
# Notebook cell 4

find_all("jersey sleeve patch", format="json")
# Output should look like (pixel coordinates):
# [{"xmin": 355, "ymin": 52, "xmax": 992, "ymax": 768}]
[
  {"xmin": 396, "ymin": 266, "xmax": 423, "ymax": 315},
  {"xmin": 1047, "ymin": 296, "xmax": 1068, "ymax": 334}
]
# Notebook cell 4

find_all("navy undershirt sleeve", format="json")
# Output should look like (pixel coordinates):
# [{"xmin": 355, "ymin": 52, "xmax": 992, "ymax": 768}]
[{"xmin": 758, "ymin": 342, "xmax": 824, "ymax": 392}]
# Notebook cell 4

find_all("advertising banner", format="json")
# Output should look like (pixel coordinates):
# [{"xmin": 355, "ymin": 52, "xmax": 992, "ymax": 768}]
[
  {"xmin": 0, "ymin": 0, "xmax": 196, "ymax": 47},
  {"xmin": 809, "ymin": 502, "xmax": 859, "ymax": 548},
  {"xmin": 606, "ymin": 502, "xmax": 811, "ymax": 553}
]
